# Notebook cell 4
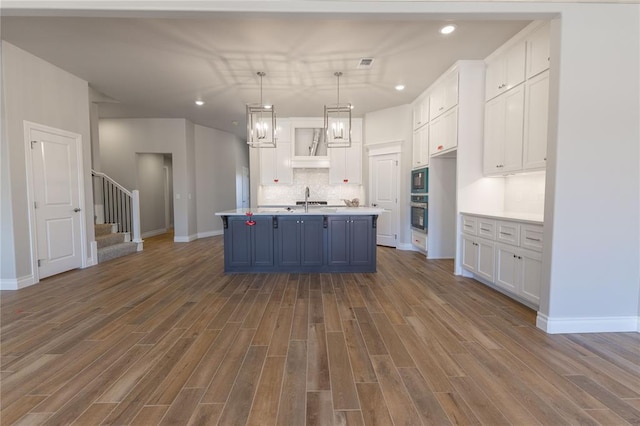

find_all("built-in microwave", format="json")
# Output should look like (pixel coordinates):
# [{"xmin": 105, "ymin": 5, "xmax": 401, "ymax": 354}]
[{"xmin": 411, "ymin": 167, "xmax": 428, "ymax": 194}]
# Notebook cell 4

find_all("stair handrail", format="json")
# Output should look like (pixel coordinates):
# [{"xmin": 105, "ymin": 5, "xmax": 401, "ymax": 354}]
[
  {"xmin": 91, "ymin": 170, "xmax": 132, "ymax": 197},
  {"xmin": 91, "ymin": 169, "xmax": 142, "ymax": 244}
]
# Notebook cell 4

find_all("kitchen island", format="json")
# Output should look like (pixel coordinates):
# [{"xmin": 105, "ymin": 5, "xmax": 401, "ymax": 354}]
[{"xmin": 215, "ymin": 207, "xmax": 384, "ymax": 273}]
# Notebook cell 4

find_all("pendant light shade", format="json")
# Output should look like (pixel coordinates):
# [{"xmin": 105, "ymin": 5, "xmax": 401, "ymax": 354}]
[
  {"xmin": 247, "ymin": 71, "xmax": 276, "ymax": 148},
  {"xmin": 324, "ymin": 71, "xmax": 351, "ymax": 148}
]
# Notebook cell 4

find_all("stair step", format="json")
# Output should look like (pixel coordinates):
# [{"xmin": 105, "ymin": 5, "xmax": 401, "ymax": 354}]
[
  {"xmin": 96, "ymin": 232, "xmax": 126, "ymax": 249},
  {"xmin": 98, "ymin": 242, "xmax": 138, "ymax": 263},
  {"xmin": 95, "ymin": 223, "xmax": 117, "ymax": 237}
]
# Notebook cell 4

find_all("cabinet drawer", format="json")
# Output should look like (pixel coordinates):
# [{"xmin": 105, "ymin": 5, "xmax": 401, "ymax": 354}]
[
  {"xmin": 496, "ymin": 221, "xmax": 520, "ymax": 246},
  {"xmin": 461, "ymin": 216, "xmax": 477, "ymax": 235},
  {"xmin": 477, "ymin": 219, "xmax": 496, "ymax": 239},
  {"xmin": 412, "ymin": 230, "xmax": 427, "ymax": 251},
  {"xmin": 521, "ymin": 225, "xmax": 543, "ymax": 252}
]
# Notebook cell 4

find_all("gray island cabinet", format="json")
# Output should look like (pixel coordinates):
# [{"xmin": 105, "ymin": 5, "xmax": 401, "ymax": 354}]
[{"xmin": 217, "ymin": 208, "xmax": 382, "ymax": 273}]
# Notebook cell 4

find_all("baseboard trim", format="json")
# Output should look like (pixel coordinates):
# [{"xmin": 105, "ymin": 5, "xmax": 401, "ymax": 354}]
[
  {"xmin": 197, "ymin": 230, "xmax": 223, "ymax": 239},
  {"xmin": 537, "ymin": 313, "xmax": 640, "ymax": 334},
  {"xmin": 1, "ymin": 275, "xmax": 36, "ymax": 290},
  {"xmin": 84, "ymin": 241, "xmax": 98, "ymax": 267},
  {"xmin": 174, "ymin": 234, "xmax": 198, "ymax": 243},
  {"xmin": 396, "ymin": 243, "xmax": 416, "ymax": 251},
  {"xmin": 142, "ymin": 228, "xmax": 168, "ymax": 238}
]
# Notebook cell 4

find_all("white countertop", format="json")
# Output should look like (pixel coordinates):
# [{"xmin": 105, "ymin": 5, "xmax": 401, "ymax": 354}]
[
  {"xmin": 216, "ymin": 207, "xmax": 386, "ymax": 216},
  {"xmin": 460, "ymin": 211, "xmax": 544, "ymax": 225}
]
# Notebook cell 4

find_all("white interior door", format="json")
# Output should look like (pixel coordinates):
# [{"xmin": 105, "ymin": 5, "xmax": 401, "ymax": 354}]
[
  {"xmin": 29, "ymin": 126, "xmax": 84, "ymax": 279},
  {"xmin": 369, "ymin": 153, "xmax": 399, "ymax": 247}
]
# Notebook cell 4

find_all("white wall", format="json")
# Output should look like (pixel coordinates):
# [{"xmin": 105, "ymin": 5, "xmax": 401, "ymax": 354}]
[
  {"xmin": 539, "ymin": 7, "xmax": 640, "ymax": 332},
  {"xmin": 136, "ymin": 153, "xmax": 166, "ymax": 236},
  {"xmin": 99, "ymin": 118, "xmax": 193, "ymax": 241},
  {"xmin": 1, "ymin": 41, "xmax": 92, "ymax": 283},
  {"xmin": 194, "ymin": 124, "xmax": 247, "ymax": 237},
  {"xmin": 364, "ymin": 104, "xmax": 413, "ymax": 246}
]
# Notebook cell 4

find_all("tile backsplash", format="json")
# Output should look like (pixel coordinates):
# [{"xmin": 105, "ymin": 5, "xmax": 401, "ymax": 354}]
[
  {"xmin": 258, "ymin": 169, "xmax": 365, "ymax": 206},
  {"xmin": 504, "ymin": 172, "xmax": 546, "ymax": 216}
]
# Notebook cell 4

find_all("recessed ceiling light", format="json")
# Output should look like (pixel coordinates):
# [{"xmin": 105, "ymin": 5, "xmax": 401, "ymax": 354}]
[
  {"xmin": 440, "ymin": 25, "xmax": 456, "ymax": 35},
  {"xmin": 395, "ymin": 84, "xmax": 406, "ymax": 91},
  {"xmin": 195, "ymin": 100, "xmax": 205, "ymax": 106}
]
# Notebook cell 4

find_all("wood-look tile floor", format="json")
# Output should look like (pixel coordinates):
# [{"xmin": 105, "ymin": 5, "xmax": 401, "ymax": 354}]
[{"xmin": 2, "ymin": 233, "xmax": 640, "ymax": 425}]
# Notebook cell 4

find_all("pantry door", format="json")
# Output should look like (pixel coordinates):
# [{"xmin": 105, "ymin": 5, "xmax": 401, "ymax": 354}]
[
  {"xmin": 26, "ymin": 122, "xmax": 85, "ymax": 280},
  {"xmin": 369, "ymin": 152, "xmax": 399, "ymax": 247}
]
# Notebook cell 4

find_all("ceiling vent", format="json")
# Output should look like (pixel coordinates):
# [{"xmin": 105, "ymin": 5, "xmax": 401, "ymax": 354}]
[{"xmin": 357, "ymin": 58, "xmax": 375, "ymax": 69}]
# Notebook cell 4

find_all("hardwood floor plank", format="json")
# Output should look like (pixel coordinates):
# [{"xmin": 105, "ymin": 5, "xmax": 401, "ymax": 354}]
[
  {"xmin": 309, "ymin": 289, "xmax": 325, "ymax": 324},
  {"xmin": 448, "ymin": 376, "xmax": 511, "ymax": 425},
  {"xmin": 129, "ymin": 405, "xmax": 169, "ymax": 425},
  {"xmin": 291, "ymin": 298, "xmax": 309, "ymax": 340},
  {"xmin": 326, "ymin": 332, "xmax": 361, "ymax": 410},
  {"xmin": 206, "ymin": 293, "xmax": 245, "ymax": 329},
  {"xmin": 0, "ymin": 395, "xmax": 47, "ymax": 426},
  {"xmin": 355, "ymin": 382, "xmax": 394, "ymax": 425},
  {"xmin": 201, "ymin": 328, "xmax": 255, "ymax": 403},
  {"xmin": 184, "ymin": 322, "xmax": 241, "ymax": 388},
  {"xmin": 566, "ymin": 374, "xmax": 640, "ymax": 424},
  {"xmin": 276, "ymin": 340, "xmax": 307, "ymax": 426},
  {"xmin": 434, "ymin": 391, "xmax": 481, "ymax": 424},
  {"xmin": 217, "ymin": 345, "xmax": 268, "ymax": 425},
  {"xmin": 186, "ymin": 403, "xmax": 224, "ymax": 426},
  {"xmin": 370, "ymin": 312, "xmax": 415, "ymax": 368},
  {"xmin": 267, "ymin": 306, "xmax": 295, "ymax": 357},
  {"xmin": 321, "ymin": 281, "xmax": 342, "ymax": 332},
  {"xmin": 242, "ymin": 293, "xmax": 271, "ymax": 329},
  {"xmin": 342, "ymin": 320, "xmax": 377, "ymax": 383},
  {"xmin": 228, "ymin": 288, "xmax": 260, "ymax": 323},
  {"xmin": 12, "ymin": 412, "xmax": 52, "ymax": 425},
  {"xmin": 71, "ymin": 402, "xmax": 118, "ymax": 425},
  {"xmin": 353, "ymin": 307, "xmax": 387, "ymax": 356},
  {"xmin": 159, "ymin": 387, "xmax": 205, "ymax": 425},
  {"xmin": 308, "ymin": 323, "xmax": 330, "ymax": 391},
  {"xmin": 398, "ymin": 367, "xmax": 453, "ymax": 425},
  {"xmin": 306, "ymin": 390, "xmax": 334, "ymax": 426},
  {"xmin": 252, "ymin": 300, "xmax": 282, "ymax": 346},
  {"xmin": 370, "ymin": 355, "xmax": 422, "ymax": 426},
  {"xmin": 246, "ymin": 356, "xmax": 286, "ymax": 426},
  {"xmin": 334, "ymin": 286, "xmax": 356, "ymax": 322},
  {"xmin": 334, "ymin": 410, "xmax": 365, "ymax": 426}
]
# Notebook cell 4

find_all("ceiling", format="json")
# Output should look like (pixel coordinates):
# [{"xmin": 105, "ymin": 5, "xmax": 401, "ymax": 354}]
[{"xmin": 0, "ymin": 14, "xmax": 529, "ymax": 139}]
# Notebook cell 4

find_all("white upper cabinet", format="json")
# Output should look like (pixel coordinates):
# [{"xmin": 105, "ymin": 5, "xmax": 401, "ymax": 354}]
[
  {"xmin": 430, "ymin": 107, "xmax": 458, "ymax": 156},
  {"xmin": 523, "ymin": 70, "xmax": 550, "ymax": 171},
  {"xmin": 329, "ymin": 118, "xmax": 363, "ymax": 184},
  {"xmin": 429, "ymin": 70, "xmax": 458, "ymax": 121},
  {"xmin": 412, "ymin": 96, "xmax": 429, "ymax": 130},
  {"xmin": 260, "ymin": 140, "xmax": 293, "ymax": 185},
  {"xmin": 483, "ymin": 84, "xmax": 525, "ymax": 175},
  {"xmin": 412, "ymin": 125, "xmax": 429, "ymax": 169},
  {"xmin": 485, "ymin": 40, "xmax": 526, "ymax": 101},
  {"xmin": 526, "ymin": 23, "xmax": 551, "ymax": 79}
]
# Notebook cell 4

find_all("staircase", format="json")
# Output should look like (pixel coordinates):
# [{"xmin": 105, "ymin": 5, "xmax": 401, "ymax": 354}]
[{"xmin": 95, "ymin": 223, "xmax": 139, "ymax": 263}]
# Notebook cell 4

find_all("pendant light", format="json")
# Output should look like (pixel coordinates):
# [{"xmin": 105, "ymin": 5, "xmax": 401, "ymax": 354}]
[
  {"xmin": 324, "ymin": 71, "xmax": 352, "ymax": 148},
  {"xmin": 247, "ymin": 71, "xmax": 276, "ymax": 148}
]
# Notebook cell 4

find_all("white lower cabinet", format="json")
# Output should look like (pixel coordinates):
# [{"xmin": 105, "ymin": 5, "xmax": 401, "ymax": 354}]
[{"xmin": 461, "ymin": 214, "xmax": 543, "ymax": 307}]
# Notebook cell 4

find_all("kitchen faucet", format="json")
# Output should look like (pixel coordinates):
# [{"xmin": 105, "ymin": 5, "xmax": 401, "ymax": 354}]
[{"xmin": 304, "ymin": 186, "xmax": 310, "ymax": 212}]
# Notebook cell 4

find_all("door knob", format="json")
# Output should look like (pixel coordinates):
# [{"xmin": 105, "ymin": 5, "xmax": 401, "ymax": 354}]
[
  {"xmin": 73, "ymin": 208, "xmax": 81, "ymax": 212},
  {"xmin": 372, "ymin": 203, "xmax": 378, "ymax": 207}
]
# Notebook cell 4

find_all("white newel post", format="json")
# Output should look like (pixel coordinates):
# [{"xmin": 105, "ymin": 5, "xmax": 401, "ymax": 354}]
[{"xmin": 132, "ymin": 190, "xmax": 143, "ymax": 250}]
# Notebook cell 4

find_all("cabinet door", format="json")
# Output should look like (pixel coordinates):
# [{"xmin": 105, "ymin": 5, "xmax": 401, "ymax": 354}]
[
  {"xmin": 413, "ymin": 98, "xmax": 428, "ymax": 130},
  {"xmin": 526, "ymin": 23, "xmax": 550, "ymax": 78},
  {"xmin": 278, "ymin": 216, "xmax": 301, "ymax": 266},
  {"xmin": 502, "ymin": 85, "xmax": 525, "ymax": 173},
  {"xmin": 252, "ymin": 216, "xmax": 274, "ymax": 266},
  {"xmin": 344, "ymin": 142, "xmax": 362, "ymax": 184},
  {"xmin": 225, "ymin": 217, "xmax": 252, "ymax": 267},
  {"xmin": 350, "ymin": 216, "xmax": 373, "ymax": 266},
  {"xmin": 523, "ymin": 70, "xmax": 549, "ymax": 171},
  {"xmin": 327, "ymin": 217, "xmax": 349, "ymax": 266},
  {"xmin": 520, "ymin": 249, "xmax": 542, "ymax": 305},
  {"xmin": 485, "ymin": 41, "xmax": 526, "ymax": 100},
  {"xmin": 461, "ymin": 236, "xmax": 478, "ymax": 273},
  {"xmin": 495, "ymin": 244, "xmax": 518, "ymax": 293},
  {"xmin": 443, "ymin": 70, "xmax": 459, "ymax": 113},
  {"xmin": 300, "ymin": 216, "xmax": 324, "ymax": 266},
  {"xmin": 476, "ymin": 238, "xmax": 495, "ymax": 282},
  {"xmin": 260, "ymin": 141, "xmax": 292, "ymax": 185},
  {"xmin": 483, "ymin": 85, "xmax": 524, "ymax": 175},
  {"xmin": 412, "ymin": 126, "xmax": 429, "ymax": 168},
  {"xmin": 429, "ymin": 109, "xmax": 457, "ymax": 155}
]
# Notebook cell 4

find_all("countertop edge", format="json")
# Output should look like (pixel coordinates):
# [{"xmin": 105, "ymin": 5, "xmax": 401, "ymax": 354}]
[
  {"xmin": 216, "ymin": 208, "xmax": 384, "ymax": 216},
  {"xmin": 460, "ymin": 211, "xmax": 544, "ymax": 225}
]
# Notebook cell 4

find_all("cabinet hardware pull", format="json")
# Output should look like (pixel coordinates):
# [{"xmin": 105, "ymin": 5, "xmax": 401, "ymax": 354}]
[
  {"xmin": 526, "ymin": 237, "xmax": 541, "ymax": 242},
  {"xmin": 500, "ymin": 231, "xmax": 512, "ymax": 236},
  {"xmin": 513, "ymin": 254, "xmax": 517, "ymax": 258},
  {"xmin": 464, "ymin": 224, "xmax": 472, "ymax": 228},
  {"xmin": 480, "ymin": 228, "xmax": 490, "ymax": 232},
  {"xmin": 274, "ymin": 179, "xmax": 279, "ymax": 183},
  {"xmin": 437, "ymin": 145, "xmax": 443, "ymax": 150},
  {"xmin": 343, "ymin": 179, "xmax": 349, "ymax": 183}
]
